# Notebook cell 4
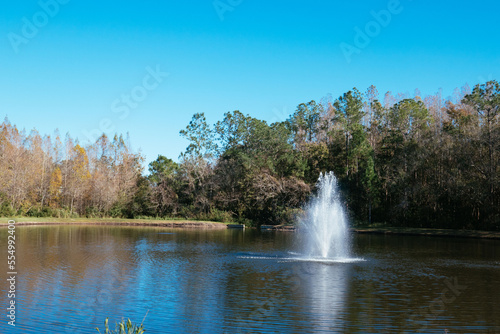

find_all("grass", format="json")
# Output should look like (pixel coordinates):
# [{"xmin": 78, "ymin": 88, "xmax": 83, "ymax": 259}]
[
  {"xmin": 96, "ymin": 315, "xmax": 147, "ymax": 334},
  {"xmin": 0, "ymin": 216, "xmax": 229, "ymax": 225}
]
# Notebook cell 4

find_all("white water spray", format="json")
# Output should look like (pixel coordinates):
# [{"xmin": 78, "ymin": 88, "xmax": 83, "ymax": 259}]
[{"xmin": 302, "ymin": 172, "xmax": 350, "ymax": 259}]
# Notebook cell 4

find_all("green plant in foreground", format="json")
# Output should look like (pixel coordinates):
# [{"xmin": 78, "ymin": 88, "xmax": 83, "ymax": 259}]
[{"xmin": 96, "ymin": 317, "xmax": 146, "ymax": 334}]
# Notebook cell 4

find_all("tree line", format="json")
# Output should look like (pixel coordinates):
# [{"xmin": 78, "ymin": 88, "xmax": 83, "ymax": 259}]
[
  {"xmin": 0, "ymin": 125, "xmax": 142, "ymax": 218},
  {"xmin": 1, "ymin": 80, "xmax": 499, "ymax": 230}
]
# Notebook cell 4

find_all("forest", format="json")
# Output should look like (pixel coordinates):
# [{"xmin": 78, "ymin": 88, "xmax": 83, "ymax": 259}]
[{"xmin": 1, "ymin": 80, "xmax": 499, "ymax": 231}]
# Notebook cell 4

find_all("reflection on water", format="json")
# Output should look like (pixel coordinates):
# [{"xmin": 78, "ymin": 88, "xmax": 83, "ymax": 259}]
[
  {"xmin": 0, "ymin": 226, "xmax": 499, "ymax": 333},
  {"xmin": 300, "ymin": 262, "xmax": 349, "ymax": 332}
]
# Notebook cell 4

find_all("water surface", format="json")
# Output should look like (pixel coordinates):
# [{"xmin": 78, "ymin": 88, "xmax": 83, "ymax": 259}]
[{"xmin": 0, "ymin": 225, "xmax": 499, "ymax": 333}]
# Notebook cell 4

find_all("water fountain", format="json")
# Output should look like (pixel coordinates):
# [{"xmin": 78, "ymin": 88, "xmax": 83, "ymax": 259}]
[
  {"xmin": 239, "ymin": 171, "xmax": 359, "ymax": 263},
  {"xmin": 302, "ymin": 172, "xmax": 351, "ymax": 260}
]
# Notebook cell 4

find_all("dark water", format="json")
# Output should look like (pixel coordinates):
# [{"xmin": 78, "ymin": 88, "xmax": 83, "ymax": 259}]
[{"xmin": 0, "ymin": 225, "xmax": 499, "ymax": 333}]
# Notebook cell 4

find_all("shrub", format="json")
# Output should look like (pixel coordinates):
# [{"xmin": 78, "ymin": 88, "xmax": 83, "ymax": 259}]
[
  {"xmin": 0, "ymin": 194, "xmax": 16, "ymax": 217},
  {"xmin": 109, "ymin": 203, "xmax": 127, "ymax": 218},
  {"xmin": 178, "ymin": 205, "xmax": 196, "ymax": 219},
  {"xmin": 199, "ymin": 208, "xmax": 233, "ymax": 223},
  {"xmin": 96, "ymin": 317, "xmax": 146, "ymax": 334},
  {"xmin": 26, "ymin": 206, "xmax": 54, "ymax": 217},
  {"xmin": 277, "ymin": 207, "xmax": 304, "ymax": 225},
  {"xmin": 235, "ymin": 217, "xmax": 253, "ymax": 227},
  {"xmin": 53, "ymin": 207, "xmax": 79, "ymax": 218},
  {"xmin": 86, "ymin": 207, "xmax": 105, "ymax": 218}
]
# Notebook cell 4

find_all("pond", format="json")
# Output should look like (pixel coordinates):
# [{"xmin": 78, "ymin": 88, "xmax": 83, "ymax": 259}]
[{"xmin": 0, "ymin": 225, "xmax": 499, "ymax": 333}]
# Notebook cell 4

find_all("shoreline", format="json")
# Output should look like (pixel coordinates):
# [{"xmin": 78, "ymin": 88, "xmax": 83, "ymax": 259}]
[
  {"xmin": 351, "ymin": 227, "xmax": 500, "ymax": 240},
  {"xmin": 2, "ymin": 219, "xmax": 500, "ymax": 239},
  {"xmin": 0, "ymin": 219, "xmax": 228, "ymax": 230},
  {"xmin": 261, "ymin": 224, "xmax": 500, "ymax": 240}
]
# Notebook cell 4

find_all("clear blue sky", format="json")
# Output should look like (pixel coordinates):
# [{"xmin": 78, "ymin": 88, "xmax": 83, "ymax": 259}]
[{"xmin": 1, "ymin": 0, "xmax": 499, "ymax": 167}]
